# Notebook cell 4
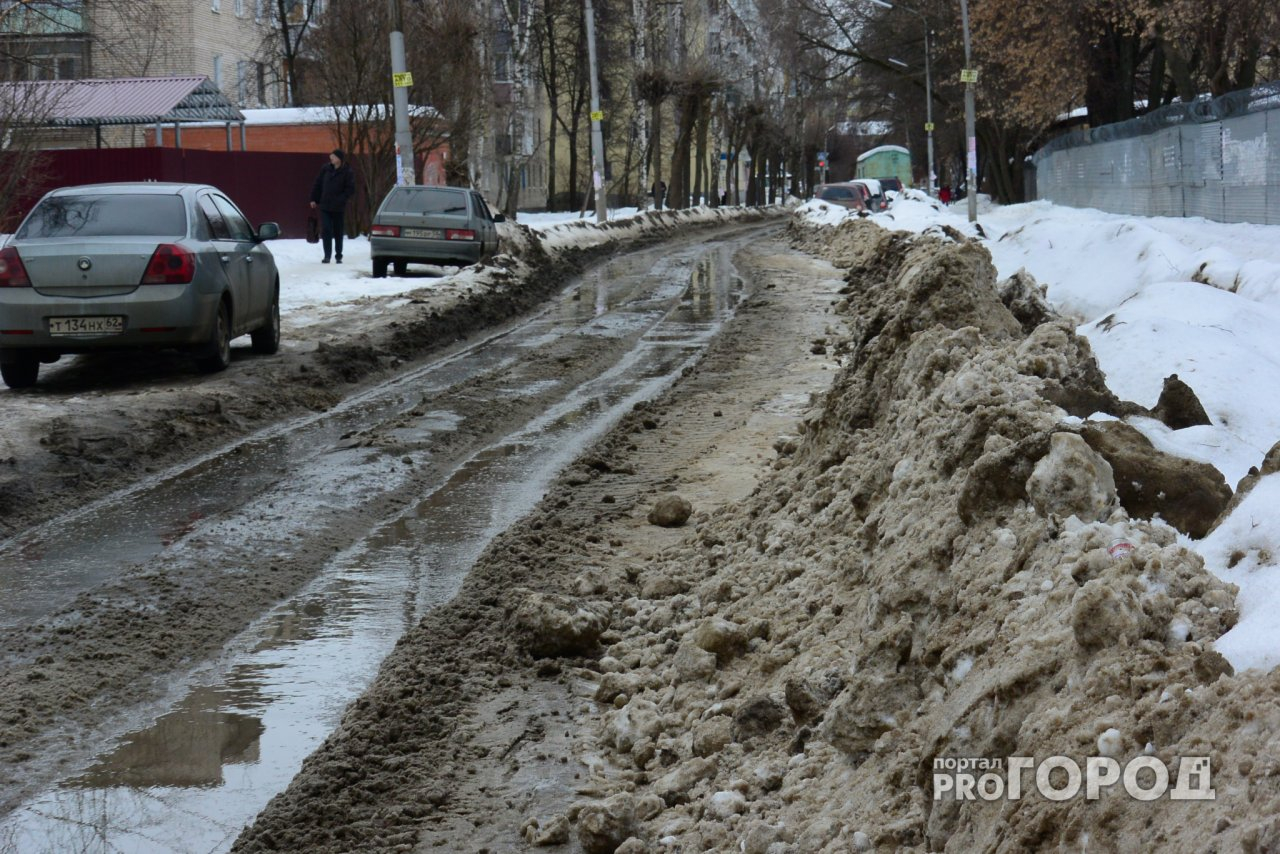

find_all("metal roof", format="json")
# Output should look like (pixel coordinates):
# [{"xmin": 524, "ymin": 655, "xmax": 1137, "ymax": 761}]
[
  {"xmin": 2, "ymin": 76, "xmax": 243, "ymax": 127},
  {"xmin": 856, "ymin": 144, "xmax": 911, "ymax": 162}
]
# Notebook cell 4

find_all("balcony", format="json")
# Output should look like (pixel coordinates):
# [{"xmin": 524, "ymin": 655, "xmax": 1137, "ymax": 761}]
[{"xmin": 0, "ymin": 1, "xmax": 86, "ymax": 36}]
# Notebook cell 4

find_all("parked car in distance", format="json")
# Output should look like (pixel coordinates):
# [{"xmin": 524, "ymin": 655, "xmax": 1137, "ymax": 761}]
[
  {"xmin": 876, "ymin": 177, "xmax": 904, "ymax": 195},
  {"xmin": 0, "ymin": 182, "xmax": 281, "ymax": 389},
  {"xmin": 369, "ymin": 185, "xmax": 504, "ymax": 278},
  {"xmin": 813, "ymin": 183, "xmax": 869, "ymax": 215},
  {"xmin": 851, "ymin": 178, "xmax": 889, "ymax": 212}
]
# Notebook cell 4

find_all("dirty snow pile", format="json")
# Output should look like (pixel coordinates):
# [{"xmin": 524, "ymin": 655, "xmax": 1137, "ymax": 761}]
[
  {"xmin": 551, "ymin": 218, "xmax": 1280, "ymax": 852},
  {"xmin": 800, "ymin": 194, "xmax": 1280, "ymax": 673}
]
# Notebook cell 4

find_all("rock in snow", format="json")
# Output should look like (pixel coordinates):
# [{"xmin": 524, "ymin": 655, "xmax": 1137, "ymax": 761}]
[
  {"xmin": 647, "ymin": 493, "xmax": 693, "ymax": 527},
  {"xmin": 1025, "ymin": 432, "xmax": 1117, "ymax": 522}
]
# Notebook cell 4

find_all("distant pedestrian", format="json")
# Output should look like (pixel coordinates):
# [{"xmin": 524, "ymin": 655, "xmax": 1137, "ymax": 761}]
[
  {"xmin": 939, "ymin": 185, "xmax": 952, "ymax": 205},
  {"xmin": 653, "ymin": 180, "xmax": 667, "ymax": 210},
  {"xmin": 310, "ymin": 149, "xmax": 356, "ymax": 264}
]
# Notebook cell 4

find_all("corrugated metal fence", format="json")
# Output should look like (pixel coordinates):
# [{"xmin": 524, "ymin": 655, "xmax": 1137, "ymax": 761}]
[{"xmin": 1032, "ymin": 82, "xmax": 1280, "ymax": 225}]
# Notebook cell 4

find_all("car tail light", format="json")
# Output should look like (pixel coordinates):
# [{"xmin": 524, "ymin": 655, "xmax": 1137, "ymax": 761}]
[
  {"xmin": 141, "ymin": 244, "xmax": 196, "ymax": 285},
  {"xmin": 371, "ymin": 224, "xmax": 401, "ymax": 237},
  {"xmin": 445, "ymin": 229, "xmax": 476, "ymax": 241},
  {"xmin": 0, "ymin": 247, "xmax": 31, "ymax": 287}
]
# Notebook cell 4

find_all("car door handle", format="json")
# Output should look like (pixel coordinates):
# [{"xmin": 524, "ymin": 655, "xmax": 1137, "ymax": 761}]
[
  {"xmin": 245, "ymin": 256, "xmax": 254, "ymax": 263},
  {"xmin": 220, "ymin": 255, "xmax": 230, "ymax": 263}
]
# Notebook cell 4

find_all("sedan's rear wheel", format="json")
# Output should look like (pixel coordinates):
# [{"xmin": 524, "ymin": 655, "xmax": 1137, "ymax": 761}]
[
  {"xmin": 0, "ymin": 354, "xmax": 38, "ymax": 389},
  {"xmin": 251, "ymin": 285, "xmax": 281, "ymax": 355},
  {"xmin": 372, "ymin": 257, "xmax": 388, "ymax": 279},
  {"xmin": 196, "ymin": 301, "xmax": 232, "ymax": 373}
]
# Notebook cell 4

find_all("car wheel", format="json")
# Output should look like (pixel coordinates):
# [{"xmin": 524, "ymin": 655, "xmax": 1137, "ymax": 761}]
[
  {"xmin": 372, "ymin": 257, "xmax": 388, "ymax": 278},
  {"xmin": 393, "ymin": 261, "xmax": 408, "ymax": 276},
  {"xmin": 251, "ymin": 284, "xmax": 281, "ymax": 355},
  {"xmin": 0, "ymin": 354, "xmax": 38, "ymax": 389},
  {"xmin": 196, "ymin": 300, "xmax": 232, "ymax": 373}
]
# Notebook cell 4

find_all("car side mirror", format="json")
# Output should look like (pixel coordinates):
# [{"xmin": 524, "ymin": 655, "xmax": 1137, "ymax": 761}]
[
  {"xmin": 255, "ymin": 222, "xmax": 281, "ymax": 241},
  {"xmin": 493, "ymin": 213, "xmax": 506, "ymax": 223}
]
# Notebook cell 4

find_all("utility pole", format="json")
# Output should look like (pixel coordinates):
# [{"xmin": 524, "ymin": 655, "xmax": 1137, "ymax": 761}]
[
  {"xmin": 388, "ymin": 0, "xmax": 416, "ymax": 185},
  {"xmin": 959, "ymin": 0, "xmax": 977, "ymax": 222},
  {"xmin": 922, "ymin": 24, "xmax": 935, "ymax": 197},
  {"xmin": 585, "ymin": 0, "xmax": 608, "ymax": 222}
]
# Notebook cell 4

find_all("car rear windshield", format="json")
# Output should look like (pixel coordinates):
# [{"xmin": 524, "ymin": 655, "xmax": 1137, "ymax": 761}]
[
  {"xmin": 17, "ymin": 194, "xmax": 187, "ymax": 239},
  {"xmin": 382, "ymin": 188, "xmax": 469, "ymax": 215},
  {"xmin": 820, "ymin": 187, "xmax": 856, "ymax": 200}
]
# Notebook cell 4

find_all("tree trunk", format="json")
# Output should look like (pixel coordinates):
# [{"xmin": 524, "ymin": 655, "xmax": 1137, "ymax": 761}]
[
  {"xmin": 547, "ymin": 105, "xmax": 559, "ymax": 211},
  {"xmin": 668, "ymin": 93, "xmax": 697, "ymax": 209},
  {"xmin": 650, "ymin": 100, "xmax": 664, "ymax": 208},
  {"xmin": 567, "ymin": 122, "xmax": 580, "ymax": 212},
  {"xmin": 694, "ymin": 95, "xmax": 709, "ymax": 206}
]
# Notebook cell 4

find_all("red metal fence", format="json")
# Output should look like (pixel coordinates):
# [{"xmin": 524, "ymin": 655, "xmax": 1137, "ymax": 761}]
[{"xmin": 9, "ymin": 148, "xmax": 345, "ymax": 238}]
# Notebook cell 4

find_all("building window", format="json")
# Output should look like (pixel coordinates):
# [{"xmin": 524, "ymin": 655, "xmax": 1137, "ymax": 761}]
[
  {"xmin": 1, "ymin": 0, "xmax": 87, "ymax": 35},
  {"xmin": 256, "ymin": 61, "xmax": 266, "ymax": 104},
  {"xmin": 212, "ymin": 55, "xmax": 222, "ymax": 88},
  {"xmin": 255, "ymin": 0, "xmax": 264, "ymax": 21},
  {"xmin": 235, "ymin": 0, "xmax": 243, "ymax": 15},
  {"xmin": 211, "ymin": 0, "xmax": 220, "ymax": 11},
  {"xmin": 237, "ymin": 60, "xmax": 248, "ymax": 104}
]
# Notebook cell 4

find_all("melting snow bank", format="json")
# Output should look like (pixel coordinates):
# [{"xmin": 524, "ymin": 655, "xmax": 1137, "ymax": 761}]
[
  {"xmin": 802, "ymin": 195, "xmax": 1280, "ymax": 675},
  {"xmin": 552, "ymin": 219, "xmax": 1280, "ymax": 851},
  {"xmin": 528, "ymin": 204, "xmax": 783, "ymax": 254}
]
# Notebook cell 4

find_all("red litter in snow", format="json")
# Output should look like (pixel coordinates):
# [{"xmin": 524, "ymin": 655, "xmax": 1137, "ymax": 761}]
[{"xmin": 1108, "ymin": 539, "xmax": 1135, "ymax": 560}]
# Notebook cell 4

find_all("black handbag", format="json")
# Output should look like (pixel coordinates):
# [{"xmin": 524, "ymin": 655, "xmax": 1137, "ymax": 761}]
[{"xmin": 306, "ymin": 215, "xmax": 320, "ymax": 244}]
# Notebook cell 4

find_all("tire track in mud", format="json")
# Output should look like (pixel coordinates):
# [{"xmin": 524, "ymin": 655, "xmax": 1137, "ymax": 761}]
[
  {"xmin": 231, "ymin": 238, "xmax": 848, "ymax": 853},
  {"xmin": 0, "ymin": 210, "xmax": 782, "ymax": 542},
  {"xmin": 0, "ymin": 219, "xmax": 788, "ymax": 845}
]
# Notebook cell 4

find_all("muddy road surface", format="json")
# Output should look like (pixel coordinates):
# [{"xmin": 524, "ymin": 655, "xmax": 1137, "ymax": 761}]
[{"xmin": 0, "ymin": 218, "xmax": 845, "ymax": 853}]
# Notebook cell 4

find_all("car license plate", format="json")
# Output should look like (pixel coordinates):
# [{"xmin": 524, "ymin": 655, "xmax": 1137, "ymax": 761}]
[
  {"xmin": 401, "ymin": 227, "xmax": 443, "ymax": 239},
  {"xmin": 48, "ymin": 316, "xmax": 125, "ymax": 336}
]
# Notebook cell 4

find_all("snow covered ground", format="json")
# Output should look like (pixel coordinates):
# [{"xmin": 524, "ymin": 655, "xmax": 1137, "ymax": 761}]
[{"xmin": 799, "ymin": 192, "xmax": 1280, "ymax": 672}]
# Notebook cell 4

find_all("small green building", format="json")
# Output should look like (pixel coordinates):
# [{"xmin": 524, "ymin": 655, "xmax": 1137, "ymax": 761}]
[{"xmin": 855, "ymin": 145, "xmax": 912, "ymax": 187}]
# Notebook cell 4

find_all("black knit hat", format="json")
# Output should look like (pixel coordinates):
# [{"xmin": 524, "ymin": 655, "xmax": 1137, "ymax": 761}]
[{"xmin": 331, "ymin": 148, "xmax": 345, "ymax": 162}]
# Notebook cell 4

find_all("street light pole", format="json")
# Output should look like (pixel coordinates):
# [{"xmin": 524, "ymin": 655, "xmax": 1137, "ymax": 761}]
[
  {"xmin": 870, "ymin": 0, "xmax": 935, "ymax": 197},
  {"xmin": 584, "ymin": 0, "xmax": 608, "ymax": 222},
  {"xmin": 959, "ymin": 0, "xmax": 977, "ymax": 222}
]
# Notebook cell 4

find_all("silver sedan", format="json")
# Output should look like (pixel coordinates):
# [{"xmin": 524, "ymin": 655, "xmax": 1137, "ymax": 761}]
[{"xmin": 0, "ymin": 182, "xmax": 281, "ymax": 389}]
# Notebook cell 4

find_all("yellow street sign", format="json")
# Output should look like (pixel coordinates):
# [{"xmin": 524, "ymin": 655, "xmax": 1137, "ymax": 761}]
[
  {"xmin": 393, "ymin": 72, "xmax": 414, "ymax": 88},
  {"xmin": 590, "ymin": 110, "xmax": 605, "ymax": 122},
  {"xmin": 960, "ymin": 68, "xmax": 979, "ymax": 84},
  {"xmin": 924, "ymin": 122, "xmax": 935, "ymax": 132}
]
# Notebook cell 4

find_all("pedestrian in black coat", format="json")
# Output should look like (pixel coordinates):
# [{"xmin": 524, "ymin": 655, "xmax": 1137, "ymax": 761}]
[{"xmin": 310, "ymin": 149, "xmax": 356, "ymax": 263}]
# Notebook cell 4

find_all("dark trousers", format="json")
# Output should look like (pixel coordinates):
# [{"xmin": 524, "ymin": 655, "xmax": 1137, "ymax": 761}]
[{"xmin": 320, "ymin": 209, "xmax": 346, "ymax": 260}]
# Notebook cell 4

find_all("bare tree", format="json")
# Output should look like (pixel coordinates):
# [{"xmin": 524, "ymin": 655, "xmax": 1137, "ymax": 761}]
[
  {"xmin": 490, "ymin": 0, "xmax": 540, "ymax": 216},
  {"xmin": 306, "ymin": 0, "xmax": 485, "ymax": 229},
  {"xmin": 534, "ymin": 0, "xmax": 593, "ymax": 210},
  {"xmin": 260, "ymin": 0, "xmax": 324, "ymax": 106},
  {"xmin": 0, "ymin": 79, "xmax": 68, "ymax": 227},
  {"xmin": 404, "ymin": 0, "xmax": 486, "ymax": 187}
]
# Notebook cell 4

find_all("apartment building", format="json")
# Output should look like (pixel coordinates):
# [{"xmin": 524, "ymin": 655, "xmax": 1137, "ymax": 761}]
[{"xmin": 2, "ymin": 0, "xmax": 288, "ymax": 109}]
